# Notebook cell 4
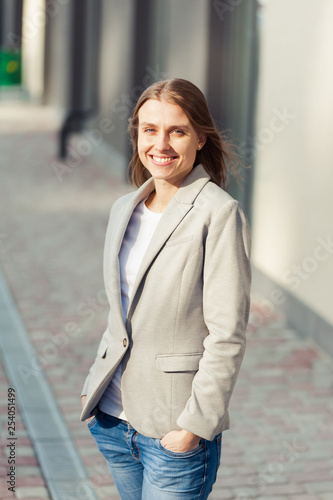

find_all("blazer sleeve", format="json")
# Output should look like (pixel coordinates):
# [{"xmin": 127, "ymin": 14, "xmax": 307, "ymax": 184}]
[{"xmin": 176, "ymin": 200, "xmax": 251, "ymax": 440}]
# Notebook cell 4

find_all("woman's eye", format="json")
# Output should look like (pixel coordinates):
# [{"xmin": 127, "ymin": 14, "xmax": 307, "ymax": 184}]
[
  {"xmin": 172, "ymin": 129, "xmax": 184, "ymax": 135},
  {"xmin": 144, "ymin": 128, "xmax": 155, "ymax": 133}
]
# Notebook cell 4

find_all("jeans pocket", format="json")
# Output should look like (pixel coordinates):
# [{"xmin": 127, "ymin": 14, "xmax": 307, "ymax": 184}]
[
  {"xmin": 156, "ymin": 438, "xmax": 205, "ymax": 458},
  {"xmin": 87, "ymin": 416, "xmax": 97, "ymax": 429}
]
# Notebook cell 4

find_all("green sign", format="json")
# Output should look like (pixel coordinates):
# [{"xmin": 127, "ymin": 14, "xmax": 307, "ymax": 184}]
[{"xmin": 0, "ymin": 50, "xmax": 22, "ymax": 86}]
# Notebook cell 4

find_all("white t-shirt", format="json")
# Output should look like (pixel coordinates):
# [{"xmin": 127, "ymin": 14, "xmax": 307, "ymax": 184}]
[{"xmin": 98, "ymin": 199, "xmax": 162, "ymax": 419}]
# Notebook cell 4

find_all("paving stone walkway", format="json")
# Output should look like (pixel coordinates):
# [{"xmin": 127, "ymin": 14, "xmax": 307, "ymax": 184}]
[{"xmin": 0, "ymin": 104, "xmax": 332, "ymax": 499}]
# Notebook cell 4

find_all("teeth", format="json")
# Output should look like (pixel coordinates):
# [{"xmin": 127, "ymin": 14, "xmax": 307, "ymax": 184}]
[{"xmin": 152, "ymin": 156, "xmax": 175, "ymax": 163}]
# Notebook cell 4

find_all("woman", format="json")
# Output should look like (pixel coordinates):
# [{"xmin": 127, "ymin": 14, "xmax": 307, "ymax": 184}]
[{"xmin": 81, "ymin": 78, "xmax": 251, "ymax": 499}]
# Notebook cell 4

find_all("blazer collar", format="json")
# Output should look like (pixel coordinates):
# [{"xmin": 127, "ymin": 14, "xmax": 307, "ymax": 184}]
[
  {"xmin": 131, "ymin": 163, "xmax": 211, "ymax": 208},
  {"xmin": 109, "ymin": 164, "xmax": 211, "ymax": 323},
  {"xmin": 173, "ymin": 163, "xmax": 211, "ymax": 205}
]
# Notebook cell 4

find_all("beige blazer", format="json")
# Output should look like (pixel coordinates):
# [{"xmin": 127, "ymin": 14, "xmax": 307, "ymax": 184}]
[{"xmin": 80, "ymin": 164, "xmax": 251, "ymax": 441}]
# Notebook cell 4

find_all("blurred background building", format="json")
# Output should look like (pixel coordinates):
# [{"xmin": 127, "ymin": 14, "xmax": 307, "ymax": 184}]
[{"xmin": 1, "ymin": 0, "xmax": 332, "ymax": 354}]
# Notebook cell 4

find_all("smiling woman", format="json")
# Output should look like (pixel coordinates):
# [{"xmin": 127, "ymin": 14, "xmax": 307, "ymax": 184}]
[
  {"xmin": 128, "ymin": 78, "xmax": 240, "ymax": 190},
  {"xmin": 80, "ymin": 78, "xmax": 251, "ymax": 499},
  {"xmin": 136, "ymin": 99, "xmax": 206, "ymax": 212}
]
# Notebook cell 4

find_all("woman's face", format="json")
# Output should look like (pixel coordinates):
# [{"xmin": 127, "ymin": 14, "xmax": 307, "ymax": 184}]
[{"xmin": 137, "ymin": 99, "xmax": 205, "ymax": 187}]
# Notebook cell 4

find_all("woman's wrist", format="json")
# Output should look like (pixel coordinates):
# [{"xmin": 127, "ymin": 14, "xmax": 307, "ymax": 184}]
[{"xmin": 181, "ymin": 429, "xmax": 201, "ymax": 444}]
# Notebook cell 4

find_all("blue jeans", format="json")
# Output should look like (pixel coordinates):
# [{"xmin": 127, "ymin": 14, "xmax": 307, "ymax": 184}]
[{"xmin": 88, "ymin": 409, "xmax": 222, "ymax": 499}]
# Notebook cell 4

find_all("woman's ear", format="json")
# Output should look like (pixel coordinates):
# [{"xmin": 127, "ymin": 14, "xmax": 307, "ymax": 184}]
[{"xmin": 197, "ymin": 133, "xmax": 207, "ymax": 150}]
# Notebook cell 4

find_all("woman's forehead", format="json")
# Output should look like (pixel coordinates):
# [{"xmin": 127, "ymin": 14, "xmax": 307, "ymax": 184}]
[{"xmin": 138, "ymin": 99, "xmax": 190, "ymax": 126}]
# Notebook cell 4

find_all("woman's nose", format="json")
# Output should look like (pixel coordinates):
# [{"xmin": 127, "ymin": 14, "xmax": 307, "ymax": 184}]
[{"xmin": 155, "ymin": 132, "xmax": 170, "ymax": 151}]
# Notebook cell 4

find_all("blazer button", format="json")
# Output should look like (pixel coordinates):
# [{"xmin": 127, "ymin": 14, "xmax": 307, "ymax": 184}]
[{"xmin": 123, "ymin": 338, "xmax": 127, "ymax": 347}]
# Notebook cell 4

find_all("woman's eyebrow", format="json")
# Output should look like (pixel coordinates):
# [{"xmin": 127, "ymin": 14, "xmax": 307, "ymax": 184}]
[
  {"xmin": 170, "ymin": 125, "xmax": 190, "ymax": 131},
  {"xmin": 140, "ymin": 122, "xmax": 156, "ymax": 128},
  {"xmin": 140, "ymin": 122, "xmax": 190, "ymax": 131}
]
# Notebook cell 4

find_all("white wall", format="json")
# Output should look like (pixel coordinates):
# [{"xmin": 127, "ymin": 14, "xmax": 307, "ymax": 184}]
[
  {"xmin": 251, "ymin": 0, "xmax": 333, "ymax": 324},
  {"xmin": 43, "ymin": 0, "xmax": 71, "ymax": 112},
  {"xmin": 22, "ymin": 0, "xmax": 46, "ymax": 103}
]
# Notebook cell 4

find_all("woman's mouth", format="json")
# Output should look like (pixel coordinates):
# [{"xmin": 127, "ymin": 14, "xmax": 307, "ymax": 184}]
[{"xmin": 149, "ymin": 155, "xmax": 178, "ymax": 165}]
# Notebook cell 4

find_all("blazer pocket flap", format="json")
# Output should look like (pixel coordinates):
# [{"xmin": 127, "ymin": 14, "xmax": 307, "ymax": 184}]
[
  {"xmin": 156, "ymin": 353, "xmax": 203, "ymax": 372},
  {"xmin": 97, "ymin": 338, "xmax": 109, "ymax": 358}
]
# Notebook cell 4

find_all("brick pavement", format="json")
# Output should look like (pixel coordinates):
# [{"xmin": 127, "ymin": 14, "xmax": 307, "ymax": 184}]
[{"xmin": 0, "ymin": 104, "xmax": 332, "ymax": 499}]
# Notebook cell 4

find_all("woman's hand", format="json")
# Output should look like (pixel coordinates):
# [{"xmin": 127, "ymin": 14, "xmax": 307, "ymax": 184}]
[
  {"xmin": 81, "ymin": 395, "xmax": 95, "ymax": 423},
  {"xmin": 161, "ymin": 429, "xmax": 201, "ymax": 453}
]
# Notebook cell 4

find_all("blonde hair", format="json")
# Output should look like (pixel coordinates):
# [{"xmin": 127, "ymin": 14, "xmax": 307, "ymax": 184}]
[{"xmin": 128, "ymin": 78, "xmax": 240, "ymax": 189}]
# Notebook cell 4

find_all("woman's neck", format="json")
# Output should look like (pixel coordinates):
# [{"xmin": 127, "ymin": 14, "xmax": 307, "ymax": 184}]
[{"xmin": 145, "ymin": 180, "xmax": 179, "ymax": 214}]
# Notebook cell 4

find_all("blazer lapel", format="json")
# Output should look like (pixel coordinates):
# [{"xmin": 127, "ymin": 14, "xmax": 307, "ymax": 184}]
[
  {"xmin": 126, "ymin": 165, "xmax": 211, "ymax": 320},
  {"xmin": 112, "ymin": 181, "xmax": 154, "ymax": 258},
  {"xmin": 105, "ymin": 178, "xmax": 155, "ymax": 330}
]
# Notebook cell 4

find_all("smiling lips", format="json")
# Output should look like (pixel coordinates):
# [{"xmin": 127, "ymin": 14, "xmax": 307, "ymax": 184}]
[{"xmin": 150, "ymin": 155, "xmax": 178, "ymax": 164}]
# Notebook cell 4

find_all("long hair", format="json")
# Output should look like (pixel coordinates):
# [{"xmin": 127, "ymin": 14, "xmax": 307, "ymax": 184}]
[{"xmin": 128, "ymin": 78, "xmax": 241, "ymax": 189}]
